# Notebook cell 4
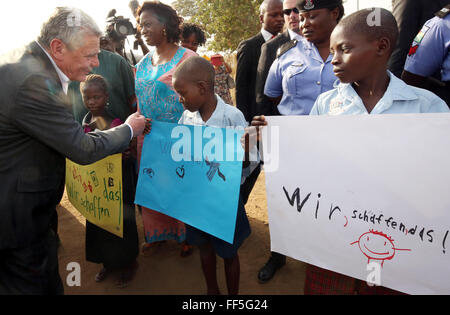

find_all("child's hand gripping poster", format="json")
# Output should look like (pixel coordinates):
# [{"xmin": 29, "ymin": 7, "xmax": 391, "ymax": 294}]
[
  {"xmin": 65, "ymin": 154, "xmax": 123, "ymax": 238},
  {"xmin": 135, "ymin": 121, "xmax": 245, "ymax": 244},
  {"xmin": 262, "ymin": 114, "xmax": 450, "ymax": 295}
]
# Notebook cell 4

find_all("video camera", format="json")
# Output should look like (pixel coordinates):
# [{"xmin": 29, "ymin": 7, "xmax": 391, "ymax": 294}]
[{"xmin": 106, "ymin": 9, "xmax": 136, "ymax": 41}]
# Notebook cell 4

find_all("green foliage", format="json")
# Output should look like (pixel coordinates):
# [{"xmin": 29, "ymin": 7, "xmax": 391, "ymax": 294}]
[
  {"xmin": 172, "ymin": 0, "xmax": 198, "ymax": 19},
  {"xmin": 173, "ymin": 0, "xmax": 264, "ymax": 53}
]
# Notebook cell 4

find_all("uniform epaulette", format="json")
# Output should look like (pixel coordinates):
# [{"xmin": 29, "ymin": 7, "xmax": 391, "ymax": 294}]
[
  {"xmin": 435, "ymin": 4, "xmax": 450, "ymax": 18},
  {"xmin": 276, "ymin": 39, "xmax": 298, "ymax": 58}
]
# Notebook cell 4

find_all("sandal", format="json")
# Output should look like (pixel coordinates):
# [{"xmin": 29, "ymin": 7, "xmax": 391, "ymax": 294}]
[
  {"xmin": 95, "ymin": 267, "xmax": 108, "ymax": 282},
  {"xmin": 116, "ymin": 261, "xmax": 139, "ymax": 288}
]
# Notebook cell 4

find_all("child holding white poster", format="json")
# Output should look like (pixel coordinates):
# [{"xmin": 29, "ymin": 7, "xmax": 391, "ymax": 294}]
[
  {"xmin": 252, "ymin": 8, "xmax": 449, "ymax": 294},
  {"xmin": 172, "ymin": 56, "xmax": 253, "ymax": 295},
  {"xmin": 80, "ymin": 74, "xmax": 140, "ymax": 288}
]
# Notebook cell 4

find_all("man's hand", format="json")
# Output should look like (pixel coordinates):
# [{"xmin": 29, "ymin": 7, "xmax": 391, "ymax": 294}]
[
  {"xmin": 125, "ymin": 112, "xmax": 152, "ymax": 137},
  {"xmin": 251, "ymin": 115, "xmax": 268, "ymax": 142},
  {"xmin": 251, "ymin": 115, "xmax": 268, "ymax": 127},
  {"xmin": 240, "ymin": 115, "xmax": 268, "ymax": 154},
  {"xmin": 143, "ymin": 118, "xmax": 152, "ymax": 135}
]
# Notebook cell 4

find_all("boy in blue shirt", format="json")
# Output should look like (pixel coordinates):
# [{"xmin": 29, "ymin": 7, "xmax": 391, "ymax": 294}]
[
  {"xmin": 172, "ymin": 56, "xmax": 253, "ymax": 295},
  {"xmin": 311, "ymin": 8, "xmax": 448, "ymax": 115},
  {"xmin": 253, "ymin": 8, "xmax": 448, "ymax": 294}
]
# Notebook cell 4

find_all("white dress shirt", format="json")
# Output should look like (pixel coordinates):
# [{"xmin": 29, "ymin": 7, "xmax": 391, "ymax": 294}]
[
  {"xmin": 261, "ymin": 28, "xmax": 277, "ymax": 42},
  {"xmin": 35, "ymin": 41, "xmax": 70, "ymax": 95},
  {"xmin": 287, "ymin": 28, "xmax": 303, "ymax": 41}
]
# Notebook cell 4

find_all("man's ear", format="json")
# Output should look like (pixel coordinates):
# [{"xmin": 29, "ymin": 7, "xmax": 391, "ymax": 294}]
[
  {"xmin": 49, "ymin": 38, "xmax": 67, "ymax": 62},
  {"xmin": 376, "ymin": 37, "xmax": 391, "ymax": 56},
  {"xmin": 259, "ymin": 13, "xmax": 265, "ymax": 26},
  {"xmin": 197, "ymin": 80, "xmax": 208, "ymax": 95}
]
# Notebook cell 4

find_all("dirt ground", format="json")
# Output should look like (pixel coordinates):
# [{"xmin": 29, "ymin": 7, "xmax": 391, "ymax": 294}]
[{"xmin": 57, "ymin": 171, "xmax": 306, "ymax": 295}]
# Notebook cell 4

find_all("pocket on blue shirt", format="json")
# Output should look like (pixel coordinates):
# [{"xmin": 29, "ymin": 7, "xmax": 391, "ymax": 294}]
[{"xmin": 286, "ymin": 63, "xmax": 307, "ymax": 96}]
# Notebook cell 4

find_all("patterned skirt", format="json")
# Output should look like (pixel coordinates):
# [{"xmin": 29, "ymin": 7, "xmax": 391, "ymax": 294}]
[
  {"xmin": 304, "ymin": 264, "xmax": 406, "ymax": 295},
  {"xmin": 141, "ymin": 207, "xmax": 186, "ymax": 244},
  {"xmin": 137, "ymin": 133, "xmax": 187, "ymax": 244}
]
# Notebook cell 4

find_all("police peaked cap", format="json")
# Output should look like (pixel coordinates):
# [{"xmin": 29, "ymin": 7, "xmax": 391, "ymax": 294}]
[{"xmin": 297, "ymin": 0, "xmax": 343, "ymax": 12}]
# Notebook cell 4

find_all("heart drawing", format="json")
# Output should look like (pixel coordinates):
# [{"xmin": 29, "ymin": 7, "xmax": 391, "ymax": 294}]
[
  {"xmin": 176, "ymin": 166, "xmax": 185, "ymax": 179},
  {"xmin": 143, "ymin": 168, "xmax": 155, "ymax": 179}
]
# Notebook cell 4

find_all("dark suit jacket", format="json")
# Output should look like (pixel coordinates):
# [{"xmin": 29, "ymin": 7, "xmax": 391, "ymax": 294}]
[
  {"xmin": 0, "ymin": 42, "xmax": 132, "ymax": 249},
  {"xmin": 236, "ymin": 33, "xmax": 266, "ymax": 122},
  {"xmin": 388, "ymin": 0, "xmax": 450, "ymax": 78},
  {"xmin": 255, "ymin": 31, "xmax": 291, "ymax": 116}
]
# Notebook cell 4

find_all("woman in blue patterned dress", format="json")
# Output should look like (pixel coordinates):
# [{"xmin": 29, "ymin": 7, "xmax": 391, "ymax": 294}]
[{"xmin": 135, "ymin": 1, "xmax": 197, "ymax": 256}]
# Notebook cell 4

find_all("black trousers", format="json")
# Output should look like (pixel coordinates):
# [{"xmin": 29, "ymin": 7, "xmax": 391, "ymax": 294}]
[
  {"xmin": 241, "ymin": 163, "xmax": 286, "ymax": 263},
  {"xmin": 0, "ymin": 230, "xmax": 64, "ymax": 295},
  {"xmin": 433, "ymin": 81, "xmax": 450, "ymax": 108},
  {"xmin": 240, "ymin": 163, "xmax": 262, "ymax": 205}
]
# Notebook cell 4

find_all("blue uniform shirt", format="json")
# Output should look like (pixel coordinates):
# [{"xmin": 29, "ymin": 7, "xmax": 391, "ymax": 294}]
[
  {"xmin": 310, "ymin": 71, "xmax": 449, "ymax": 115},
  {"xmin": 404, "ymin": 14, "xmax": 450, "ymax": 81},
  {"xmin": 264, "ymin": 38, "xmax": 338, "ymax": 115}
]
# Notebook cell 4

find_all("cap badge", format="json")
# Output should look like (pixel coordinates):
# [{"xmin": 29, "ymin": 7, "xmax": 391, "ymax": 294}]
[{"xmin": 304, "ymin": 0, "xmax": 315, "ymax": 10}]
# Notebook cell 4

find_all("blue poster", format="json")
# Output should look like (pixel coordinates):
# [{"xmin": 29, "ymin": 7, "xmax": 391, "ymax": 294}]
[{"xmin": 135, "ymin": 121, "xmax": 245, "ymax": 244}]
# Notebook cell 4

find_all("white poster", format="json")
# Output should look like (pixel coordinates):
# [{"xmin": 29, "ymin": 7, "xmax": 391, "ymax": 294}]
[{"xmin": 262, "ymin": 114, "xmax": 450, "ymax": 295}]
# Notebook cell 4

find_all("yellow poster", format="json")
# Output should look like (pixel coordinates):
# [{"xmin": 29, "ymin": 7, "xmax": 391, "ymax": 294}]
[{"xmin": 65, "ymin": 154, "xmax": 123, "ymax": 238}]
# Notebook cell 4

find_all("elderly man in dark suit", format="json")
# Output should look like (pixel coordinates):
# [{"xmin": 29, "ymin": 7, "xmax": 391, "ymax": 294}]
[
  {"xmin": 0, "ymin": 7, "xmax": 149, "ymax": 295},
  {"xmin": 256, "ymin": 0, "xmax": 302, "ymax": 117}
]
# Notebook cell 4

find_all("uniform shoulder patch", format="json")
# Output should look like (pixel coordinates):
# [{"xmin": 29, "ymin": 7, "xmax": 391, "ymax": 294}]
[
  {"xmin": 413, "ymin": 25, "xmax": 430, "ymax": 44},
  {"xmin": 408, "ymin": 24, "xmax": 431, "ymax": 56},
  {"xmin": 276, "ymin": 39, "xmax": 298, "ymax": 59},
  {"xmin": 435, "ymin": 4, "xmax": 450, "ymax": 18}
]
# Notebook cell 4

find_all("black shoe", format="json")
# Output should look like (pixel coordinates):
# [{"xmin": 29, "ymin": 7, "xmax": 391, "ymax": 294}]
[{"xmin": 257, "ymin": 255, "xmax": 286, "ymax": 283}]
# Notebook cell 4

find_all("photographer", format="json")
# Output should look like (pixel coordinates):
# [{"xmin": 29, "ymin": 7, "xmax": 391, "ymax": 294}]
[
  {"xmin": 100, "ymin": 34, "xmax": 116, "ymax": 53},
  {"xmin": 105, "ymin": 9, "xmax": 142, "ymax": 65}
]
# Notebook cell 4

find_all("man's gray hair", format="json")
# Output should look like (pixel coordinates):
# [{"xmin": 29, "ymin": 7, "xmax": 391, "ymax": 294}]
[{"xmin": 37, "ymin": 7, "xmax": 102, "ymax": 50}]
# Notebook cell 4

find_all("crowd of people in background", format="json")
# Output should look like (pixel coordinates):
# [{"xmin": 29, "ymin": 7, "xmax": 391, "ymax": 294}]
[{"xmin": 0, "ymin": 0, "xmax": 449, "ymax": 295}]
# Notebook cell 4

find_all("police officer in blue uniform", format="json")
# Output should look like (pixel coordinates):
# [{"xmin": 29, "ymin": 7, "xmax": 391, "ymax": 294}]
[
  {"xmin": 388, "ymin": 0, "xmax": 450, "ymax": 78},
  {"xmin": 264, "ymin": 0, "xmax": 343, "ymax": 115},
  {"xmin": 402, "ymin": 4, "xmax": 450, "ymax": 106}
]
